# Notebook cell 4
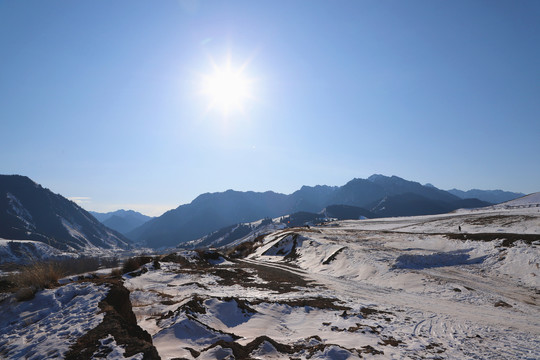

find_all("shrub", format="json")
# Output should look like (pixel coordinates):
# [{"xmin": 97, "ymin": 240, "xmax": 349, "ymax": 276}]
[
  {"xmin": 121, "ymin": 256, "xmax": 153, "ymax": 274},
  {"xmin": 58, "ymin": 257, "xmax": 100, "ymax": 275},
  {"xmin": 110, "ymin": 268, "xmax": 123, "ymax": 277},
  {"xmin": 101, "ymin": 256, "xmax": 119, "ymax": 268},
  {"xmin": 1, "ymin": 256, "xmax": 120, "ymax": 297},
  {"xmin": 9, "ymin": 261, "xmax": 65, "ymax": 290}
]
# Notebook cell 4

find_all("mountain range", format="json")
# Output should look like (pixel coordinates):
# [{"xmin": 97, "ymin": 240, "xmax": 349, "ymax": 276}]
[
  {"xmin": 128, "ymin": 175, "xmax": 498, "ymax": 248},
  {"xmin": 89, "ymin": 210, "xmax": 152, "ymax": 235},
  {"xmin": 0, "ymin": 175, "xmax": 130, "ymax": 252},
  {"xmin": 0, "ymin": 174, "xmax": 526, "ymax": 252},
  {"xmin": 447, "ymin": 189, "xmax": 524, "ymax": 204}
]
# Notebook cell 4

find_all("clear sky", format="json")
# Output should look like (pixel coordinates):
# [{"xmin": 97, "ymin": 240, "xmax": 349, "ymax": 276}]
[{"xmin": 1, "ymin": 1, "xmax": 539, "ymax": 216}]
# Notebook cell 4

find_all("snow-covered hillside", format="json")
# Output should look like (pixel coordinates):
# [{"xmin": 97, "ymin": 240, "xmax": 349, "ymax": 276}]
[
  {"xmin": 492, "ymin": 192, "xmax": 540, "ymax": 208},
  {"xmin": 0, "ymin": 238, "xmax": 140, "ymax": 264},
  {"xmin": 0, "ymin": 281, "xmax": 160, "ymax": 359},
  {"xmin": 0, "ymin": 283, "xmax": 108, "ymax": 358},
  {"xmin": 122, "ymin": 205, "xmax": 539, "ymax": 359},
  {"xmin": 1, "ymin": 203, "xmax": 538, "ymax": 359},
  {"xmin": 0, "ymin": 175, "xmax": 131, "ymax": 253},
  {"xmin": 182, "ymin": 218, "xmax": 287, "ymax": 250},
  {"xmin": 0, "ymin": 239, "xmax": 77, "ymax": 264}
]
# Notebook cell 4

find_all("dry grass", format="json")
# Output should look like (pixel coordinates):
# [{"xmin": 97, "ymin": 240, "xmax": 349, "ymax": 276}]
[
  {"xmin": 8, "ymin": 261, "xmax": 65, "ymax": 291},
  {"xmin": 1, "ymin": 256, "xmax": 122, "ymax": 298},
  {"xmin": 226, "ymin": 233, "xmax": 268, "ymax": 259},
  {"xmin": 110, "ymin": 268, "xmax": 123, "ymax": 277},
  {"xmin": 121, "ymin": 256, "xmax": 155, "ymax": 274}
]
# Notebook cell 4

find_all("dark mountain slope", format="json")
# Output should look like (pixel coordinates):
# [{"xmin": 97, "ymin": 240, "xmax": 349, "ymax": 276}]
[
  {"xmin": 0, "ymin": 175, "xmax": 130, "ymax": 251},
  {"xmin": 128, "ymin": 190, "xmax": 292, "ymax": 248},
  {"xmin": 370, "ymin": 193, "xmax": 453, "ymax": 217},
  {"xmin": 288, "ymin": 185, "xmax": 338, "ymax": 212},
  {"xmin": 369, "ymin": 193, "xmax": 491, "ymax": 218},
  {"xmin": 368, "ymin": 175, "xmax": 460, "ymax": 203},
  {"xmin": 90, "ymin": 210, "xmax": 152, "ymax": 235},
  {"xmin": 447, "ymin": 189, "xmax": 524, "ymax": 204},
  {"xmin": 130, "ymin": 175, "xmax": 495, "ymax": 249},
  {"xmin": 323, "ymin": 204, "xmax": 375, "ymax": 220},
  {"xmin": 326, "ymin": 178, "xmax": 386, "ymax": 207}
]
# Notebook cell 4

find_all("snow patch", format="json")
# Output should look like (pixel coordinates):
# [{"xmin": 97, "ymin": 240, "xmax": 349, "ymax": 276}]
[
  {"xmin": 198, "ymin": 345, "xmax": 234, "ymax": 360},
  {"xmin": 6, "ymin": 193, "xmax": 35, "ymax": 230},
  {"xmin": 0, "ymin": 282, "xmax": 108, "ymax": 359},
  {"xmin": 91, "ymin": 334, "xmax": 144, "ymax": 360},
  {"xmin": 0, "ymin": 239, "xmax": 77, "ymax": 264}
]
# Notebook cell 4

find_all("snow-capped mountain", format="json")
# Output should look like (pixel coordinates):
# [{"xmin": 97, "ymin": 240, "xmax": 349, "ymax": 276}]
[{"xmin": 0, "ymin": 175, "xmax": 130, "ymax": 252}]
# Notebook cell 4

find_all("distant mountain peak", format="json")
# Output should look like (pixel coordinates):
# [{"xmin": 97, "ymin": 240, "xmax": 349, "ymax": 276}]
[
  {"xmin": 89, "ymin": 209, "xmax": 152, "ymax": 236},
  {"xmin": 130, "ymin": 174, "xmax": 494, "ymax": 248},
  {"xmin": 447, "ymin": 189, "xmax": 524, "ymax": 204},
  {"xmin": 367, "ymin": 174, "xmax": 385, "ymax": 181},
  {"xmin": 368, "ymin": 174, "xmax": 403, "ymax": 182}
]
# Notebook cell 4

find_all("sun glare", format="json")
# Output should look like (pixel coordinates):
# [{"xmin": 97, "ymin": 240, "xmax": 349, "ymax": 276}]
[{"xmin": 200, "ymin": 57, "xmax": 253, "ymax": 116}]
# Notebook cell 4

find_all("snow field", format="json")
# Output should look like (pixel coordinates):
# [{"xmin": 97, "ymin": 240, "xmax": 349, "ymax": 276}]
[
  {"xmin": 0, "ymin": 282, "xmax": 108, "ymax": 359},
  {"xmin": 124, "ymin": 206, "xmax": 539, "ymax": 359}
]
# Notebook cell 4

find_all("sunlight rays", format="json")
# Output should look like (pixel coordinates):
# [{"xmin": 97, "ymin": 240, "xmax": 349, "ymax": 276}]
[{"xmin": 199, "ymin": 53, "xmax": 256, "ymax": 117}]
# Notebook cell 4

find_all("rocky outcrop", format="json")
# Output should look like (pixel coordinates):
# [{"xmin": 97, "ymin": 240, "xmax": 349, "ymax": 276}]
[{"xmin": 65, "ymin": 280, "xmax": 160, "ymax": 360}]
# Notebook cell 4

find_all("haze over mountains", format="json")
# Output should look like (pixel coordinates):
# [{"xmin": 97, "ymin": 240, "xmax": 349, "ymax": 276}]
[
  {"xmin": 89, "ymin": 210, "xmax": 152, "ymax": 236},
  {"xmin": 447, "ymin": 189, "xmax": 524, "ymax": 204},
  {"xmin": 0, "ymin": 174, "xmax": 526, "ymax": 253},
  {"xmin": 127, "ymin": 174, "xmax": 508, "ymax": 249}
]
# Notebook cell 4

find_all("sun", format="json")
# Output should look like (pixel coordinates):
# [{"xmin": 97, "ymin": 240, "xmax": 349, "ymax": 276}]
[{"xmin": 200, "ymin": 57, "xmax": 253, "ymax": 116}]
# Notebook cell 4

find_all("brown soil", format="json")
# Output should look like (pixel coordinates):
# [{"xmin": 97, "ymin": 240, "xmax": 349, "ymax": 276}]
[
  {"xmin": 251, "ymin": 297, "xmax": 350, "ymax": 311},
  {"xmin": 494, "ymin": 300, "xmax": 512, "ymax": 308},
  {"xmin": 322, "ymin": 247, "xmax": 346, "ymax": 265},
  {"xmin": 360, "ymin": 306, "xmax": 393, "ymax": 318},
  {"xmin": 379, "ymin": 336, "xmax": 403, "ymax": 346},
  {"xmin": 190, "ymin": 259, "xmax": 317, "ymax": 294},
  {"xmin": 227, "ymin": 234, "xmax": 268, "ymax": 259},
  {"xmin": 464, "ymin": 215, "xmax": 536, "ymax": 227},
  {"xmin": 445, "ymin": 232, "xmax": 540, "ymax": 246},
  {"xmin": 179, "ymin": 295, "xmax": 207, "ymax": 315},
  {"xmin": 201, "ymin": 334, "xmax": 373, "ymax": 360},
  {"xmin": 201, "ymin": 335, "xmax": 297, "ymax": 359}
]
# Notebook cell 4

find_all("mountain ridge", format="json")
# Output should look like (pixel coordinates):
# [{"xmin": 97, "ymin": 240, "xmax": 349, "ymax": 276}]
[
  {"xmin": 0, "ymin": 175, "xmax": 130, "ymax": 252},
  {"xmin": 129, "ymin": 174, "xmax": 506, "ymax": 248},
  {"xmin": 89, "ymin": 210, "xmax": 152, "ymax": 235},
  {"xmin": 447, "ymin": 188, "xmax": 525, "ymax": 204}
]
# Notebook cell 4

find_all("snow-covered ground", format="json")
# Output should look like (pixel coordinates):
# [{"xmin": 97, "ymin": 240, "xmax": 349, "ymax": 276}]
[
  {"xmin": 0, "ymin": 278, "xmax": 155, "ymax": 359},
  {"xmin": 123, "ymin": 205, "xmax": 540, "ymax": 359},
  {"xmin": 0, "ymin": 282, "xmax": 108, "ymax": 359},
  {"xmin": 0, "ymin": 239, "xmax": 78, "ymax": 264},
  {"xmin": 0, "ymin": 237, "xmax": 157, "ymax": 266},
  {"xmin": 1, "ymin": 203, "xmax": 538, "ymax": 359},
  {"xmin": 492, "ymin": 192, "xmax": 540, "ymax": 208}
]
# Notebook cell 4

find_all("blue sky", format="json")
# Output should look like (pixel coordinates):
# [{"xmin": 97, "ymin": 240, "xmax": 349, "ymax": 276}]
[{"xmin": 1, "ymin": 1, "xmax": 539, "ymax": 216}]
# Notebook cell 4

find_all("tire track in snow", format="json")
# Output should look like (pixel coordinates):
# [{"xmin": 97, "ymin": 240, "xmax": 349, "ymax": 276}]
[
  {"xmin": 421, "ymin": 267, "xmax": 539, "ymax": 308},
  {"xmin": 239, "ymin": 255, "xmax": 540, "ymax": 358}
]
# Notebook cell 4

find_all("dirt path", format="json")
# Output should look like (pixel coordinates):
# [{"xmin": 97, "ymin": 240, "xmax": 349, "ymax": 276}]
[{"xmin": 244, "ymin": 253, "xmax": 540, "ymax": 358}]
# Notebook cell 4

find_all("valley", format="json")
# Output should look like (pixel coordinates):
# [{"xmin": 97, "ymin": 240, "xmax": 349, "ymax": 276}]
[
  {"xmin": 2, "ymin": 1, "xmax": 538, "ymax": 358},
  {"xmin": 0, "ymin": 177, "xmax": 538, "ymax": 359},
  {"xmin": 120, "ymin": 202, "xmax": 539, "ymax": 359},
  {"xmin": 2, "ymin": 198, "xmax": 537, "ymax": 359}
]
